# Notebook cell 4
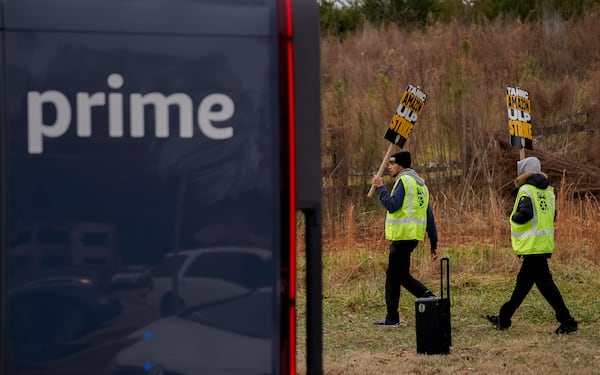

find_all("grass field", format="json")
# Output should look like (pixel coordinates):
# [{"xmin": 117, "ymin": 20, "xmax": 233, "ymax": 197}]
[{"xmin": 296, "ymin": 245, "xmax": 600, "ymax": 374}]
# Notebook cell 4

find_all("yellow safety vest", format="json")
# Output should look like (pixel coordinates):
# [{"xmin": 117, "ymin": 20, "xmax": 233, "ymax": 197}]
[
  {"xmin": 510, "ymin": 184, "xmax": 555, "ymax": 255},
  {"xmin": 385, "ymin": 174, "xmax": 428, "ymax": 241}
]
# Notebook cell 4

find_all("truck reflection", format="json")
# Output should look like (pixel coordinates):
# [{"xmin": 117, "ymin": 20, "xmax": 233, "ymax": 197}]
[
  {"xmin": 6, "ymin": 244, "xmax": 274, "ymax": 375},
  {"xmin": 146, "ymin": 247, "xmax": 272, "ymax": 317},
  {"xmin": 7, "ymin": 267, "xmax": 122, "ymax": 364},
  {"xmin": 112, "ymin": 290, "xmax": 273, "ymax": 375}
]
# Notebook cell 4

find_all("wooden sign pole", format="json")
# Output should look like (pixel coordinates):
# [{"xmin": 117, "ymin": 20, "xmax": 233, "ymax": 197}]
[{"xmin": 367, "ymin": 143, "xmax": 395, "ymax": 197}]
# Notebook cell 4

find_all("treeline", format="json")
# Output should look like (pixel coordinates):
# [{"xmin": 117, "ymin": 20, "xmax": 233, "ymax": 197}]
[{"xmin": 319, "ymin": 0, "xmax": 600, "ymax": 37}]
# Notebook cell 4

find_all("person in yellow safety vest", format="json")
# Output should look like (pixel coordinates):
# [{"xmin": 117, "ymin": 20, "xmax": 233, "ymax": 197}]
[
  {"xmin": 371, "ymin": 151, "xmax": 438, "ymax": 326},
  {"xmin": 486, "ymin": 156, "xmax": 578, "ymax": 334}
]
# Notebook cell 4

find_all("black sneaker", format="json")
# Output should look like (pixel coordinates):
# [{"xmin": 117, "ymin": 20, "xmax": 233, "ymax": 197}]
[
  {"xmin": 555, "ymin": 320, "xmax": 578, "ymax": 335},
  {"xmin": 486, "ymin": 315, "xmax": 509, "ymax": 330},
  {"xmin": 373, "ymin": 317, "xmax": 401, "ymax": 326},
  {"xmin": 422, "ymin": 290, "xmax": 436, "ymax": 298}
]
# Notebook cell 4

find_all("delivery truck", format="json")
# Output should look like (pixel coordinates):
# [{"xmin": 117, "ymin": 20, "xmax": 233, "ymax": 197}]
[{"xmin": 0, "ymin": 0, "xmax": 322, "ymax": 374}]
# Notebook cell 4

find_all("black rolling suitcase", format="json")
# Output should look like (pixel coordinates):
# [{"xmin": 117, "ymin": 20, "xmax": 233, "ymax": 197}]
[{"xmin": 415, "ymin": 257, "xmax": 451, "ymax": 354}]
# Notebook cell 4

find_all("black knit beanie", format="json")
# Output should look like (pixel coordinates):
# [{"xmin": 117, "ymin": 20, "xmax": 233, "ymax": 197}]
[{"xmin": 390, "ymin": 151, "xmax": 411, "ymax": 168}]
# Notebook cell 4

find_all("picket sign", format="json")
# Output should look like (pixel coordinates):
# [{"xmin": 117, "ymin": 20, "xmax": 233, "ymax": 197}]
[
  {"xmin": 506, "ymin": 85, "xmax": 532, "ymax": 160},
  {"xmin": 367, "ymin": 83, "xmax": 427, "ymax": 197}
]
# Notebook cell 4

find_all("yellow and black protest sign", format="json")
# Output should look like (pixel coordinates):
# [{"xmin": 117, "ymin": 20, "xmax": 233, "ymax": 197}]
[
  {"xmin": 506, "ymin": 86, "xmax": 533, "ymax": 150},
  {"xmin": 384, "ymin": 84, "xmax": 427, "ymax": 147}
]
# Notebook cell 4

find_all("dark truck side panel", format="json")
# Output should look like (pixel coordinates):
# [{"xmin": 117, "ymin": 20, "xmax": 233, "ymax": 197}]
[{"xmin": 0, "ymin": 0, "xmax": 321, "ymax": 374}]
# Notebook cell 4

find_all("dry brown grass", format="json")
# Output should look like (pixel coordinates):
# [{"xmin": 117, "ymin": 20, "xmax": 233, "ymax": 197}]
[
  {"xmin": 320, "ymin": 176, "xmax": 600, "ymax": 268},
  {"xmin": 320, "ymin": 13, "xmax": 600, "ymax": 244},
  {"xmin": 306, "ymin": 14, "xmax": 600, "ymax": 374}
]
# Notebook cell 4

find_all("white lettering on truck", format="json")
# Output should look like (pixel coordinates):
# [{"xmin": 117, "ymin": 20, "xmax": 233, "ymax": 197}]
[{"xmin": 26, "ymin": 73, "xmax": 235, "ymax": 154}]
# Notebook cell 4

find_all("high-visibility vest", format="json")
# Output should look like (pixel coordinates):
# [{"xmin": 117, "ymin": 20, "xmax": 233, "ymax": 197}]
[
  {"xmin": 385, "ymin": 174, "xmax": 428, "ymax": 241},
  {"xmin": 510, "ymin": 184, "xmax": 555, "ymax": 255}
]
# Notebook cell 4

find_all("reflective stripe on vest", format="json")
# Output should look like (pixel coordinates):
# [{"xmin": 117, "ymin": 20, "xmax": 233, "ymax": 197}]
[
  {"xmin": 385, "ymin": 174, "xmax": 428, "ymax": 241},
  {"xmin": 510, "ymin": 185, "xmax": 555, "ymax": 255}
]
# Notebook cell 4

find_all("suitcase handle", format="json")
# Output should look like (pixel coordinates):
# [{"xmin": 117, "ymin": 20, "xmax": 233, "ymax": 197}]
[{"xmin": 440, "ymin": 257, "xmax": 450, "ymax": 301}]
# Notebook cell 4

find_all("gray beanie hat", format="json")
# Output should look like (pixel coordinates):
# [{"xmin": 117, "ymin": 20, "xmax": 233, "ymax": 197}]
[{"xmin": 517, "ymin": 156, "xmax": 541, "ymax": 176}]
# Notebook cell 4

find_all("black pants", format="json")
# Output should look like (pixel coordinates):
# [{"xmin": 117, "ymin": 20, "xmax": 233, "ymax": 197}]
[
  {"xmin": 385, "ymin": 240, "xmax": 429, "ymax": 321},
  {"xmin": 498, "ymin": 255, "xmax": 573, "ymax": 327}
]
